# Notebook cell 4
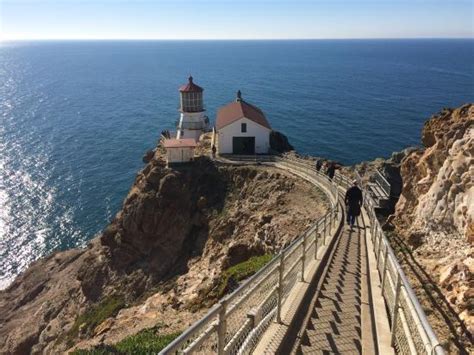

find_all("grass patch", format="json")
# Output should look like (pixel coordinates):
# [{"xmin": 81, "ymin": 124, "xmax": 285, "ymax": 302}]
[
  {"xmin": 71, "ymin": 327, "xmax": 181, "ymax": 355},
  {"xmin": 187, "ymin": 253, "xmax": 274, "ymax": 311},
  {"xmin": 215, "ymin": 254, "xmax": 274, "ymax": 299},
  {"xmin": 115, "ymin": 328, "xmax": 181, "ymax": 354},
  {"xmin": 63, "ymin": 296, "xmax": 125, "ymax": 347},
  {"xmin": 71, "ymin": 346, "xmax": 116, "ymax": 355}
]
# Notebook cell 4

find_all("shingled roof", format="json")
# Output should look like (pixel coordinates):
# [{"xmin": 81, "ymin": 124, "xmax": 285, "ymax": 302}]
[
  {"xmin": 216, "ymin": 91, "xmax": 271, "ymax": 130},
  {"xmin": 179, "ymin": 76, "xmax": 203, "ymax": 93}
]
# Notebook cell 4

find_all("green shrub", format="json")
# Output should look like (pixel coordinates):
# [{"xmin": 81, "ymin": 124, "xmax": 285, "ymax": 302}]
[
  {"xmin": 71, "ymin": 345, "xmax": 117, "ymax": 355},
  {"xmin": 71, "ymin": 328, "xmax": 181, "ymax": 355},
  {"xmin": 66, "ymin": 296, "xmax": 125, "ymax": 343},
  {"xmin": 115, "ymin": 328, "xmax": 181, "ymax": 354},
  {"xmin": 215, "ymin": 254, "xmax": 273, "ymax": 298}
]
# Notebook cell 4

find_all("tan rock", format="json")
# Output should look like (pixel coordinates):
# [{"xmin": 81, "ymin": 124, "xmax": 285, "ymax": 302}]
[{"xmin": 94, "ymin": 318, "xmax": 115, "ymax": 336}]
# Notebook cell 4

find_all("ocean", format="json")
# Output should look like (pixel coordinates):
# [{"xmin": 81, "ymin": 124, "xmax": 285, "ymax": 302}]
[{"xmin": 0, "ymin": 39, "xmax": 473, "ymax": 288}]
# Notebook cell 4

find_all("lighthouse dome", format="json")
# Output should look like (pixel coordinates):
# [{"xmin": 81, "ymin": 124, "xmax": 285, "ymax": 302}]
[
  {"xmin": 179, "ymin": 76, "xmax": 203, "ymax": 93},
  {"xmin": 179, "ymin": 76, "xmax": 204, "ymax": 113}
]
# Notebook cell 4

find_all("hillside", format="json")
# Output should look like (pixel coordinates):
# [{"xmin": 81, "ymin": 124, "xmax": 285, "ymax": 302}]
[{"xmin": 0, "ymin": 154, "xmax": 328, "ymax": 353}]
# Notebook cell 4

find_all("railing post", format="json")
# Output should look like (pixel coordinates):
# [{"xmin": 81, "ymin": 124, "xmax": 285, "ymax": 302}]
[
  {"xmin": 277, "ymin": 250, "xmax": 285, "ymax": 324},
  {"xmin": 217, "ymin": 299, "xmax": 227, "ymax": 355},
  {"xmin": 376, "ymin": 230, "xmax": 383, "ymax": 264},
  {"xmin": 301, "ymin": 233, "xmax": 306, "ymax": 282},
  {"xmin": 390, "ymin": 275, "xmax": 402, "ymax": 346},
  {"xmin": 315, "ymin": 232, "xmax": 320, "ymax": 260},
  {"xmin": 328, "ymin": 211, "xmax": 333, "ymax": 236},
  {"xmin": 373, "ymin": 223, "xmax": 378, "ymax": 249},
  {"xmin": 381, "ymin": 247, "xmax": 389, "ymax": 291},
  {"xmin": 323, "ymin": 213, "xmax": 328, "ymax": 244}
]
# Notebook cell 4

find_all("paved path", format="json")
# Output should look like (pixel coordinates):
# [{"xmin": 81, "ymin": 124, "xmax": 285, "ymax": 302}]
[{"xmin": 299, "ymin": 223, "xmax": 365, "ymax": 353}]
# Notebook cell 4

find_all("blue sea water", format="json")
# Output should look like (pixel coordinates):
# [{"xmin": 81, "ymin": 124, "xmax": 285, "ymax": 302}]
[{"xmin": 0, "ymin": 39, "xmax": 473, "ymax": 288}]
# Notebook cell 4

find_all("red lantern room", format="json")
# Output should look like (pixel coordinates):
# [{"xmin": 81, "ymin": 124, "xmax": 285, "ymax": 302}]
[{"xmin": 179, "ymin": 76, "xmax": 204, "ymax": 113}]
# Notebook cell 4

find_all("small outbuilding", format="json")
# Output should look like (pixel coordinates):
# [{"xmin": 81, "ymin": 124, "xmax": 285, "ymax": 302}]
[
  {"xmin": 216, "ymin": 91, "xmax": 271, "ymax": 155},
  {"xmin": 162, "ymin": 138, "xmax": 197, "ymax": 165}
]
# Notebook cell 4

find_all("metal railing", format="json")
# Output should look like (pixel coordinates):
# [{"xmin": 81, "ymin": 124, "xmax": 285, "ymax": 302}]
[
  {"xmin": 160, "ymin": 155, "xmax": 444, "ymax": 355},
  {"xmin": 332, "ymin": 165, "xmax": 444, "ymax": 355},
  {"xmin": 161, "ymin": 156, "xmax": 341, "ymax": 355},
  {"xmin": 374, "ymin": 169, "xmax": 391, "ymax": 197},
  {"xmin": 364, "ymin": 192, "xmax": 444, "ymax": 355}
]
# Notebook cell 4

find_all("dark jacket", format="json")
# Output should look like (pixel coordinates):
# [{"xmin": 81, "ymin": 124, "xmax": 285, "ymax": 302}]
[
  {"xmin": 315, "ymin": 160, "xmax": 323, "ymax": 171},
  {"xmin": 345, "ymin": 186, "xmax": 363, "ymax": 216},
  {"xmin": 327, "ymin": 164, "xmax": 336, "ymax": 179}
]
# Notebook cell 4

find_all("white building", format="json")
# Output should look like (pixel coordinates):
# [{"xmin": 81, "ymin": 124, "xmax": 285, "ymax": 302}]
[
  {"xmin": 163, "ymin": 138, "xmax": 197, "ymax": 165},
  {"xmin": 216, "ymin": 91, "xmax": 271, "ymax": 155},
  {"xmin": 176, "ymin": 76, "xmax": 209, "ymax": 140}
]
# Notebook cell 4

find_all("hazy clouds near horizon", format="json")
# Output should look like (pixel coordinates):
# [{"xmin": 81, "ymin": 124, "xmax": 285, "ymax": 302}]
[{"xmin": 1, "ymin": 0, "xmax": 473, "ymax": 40}]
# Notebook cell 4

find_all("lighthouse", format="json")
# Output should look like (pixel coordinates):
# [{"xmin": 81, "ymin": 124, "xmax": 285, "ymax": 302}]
[{"xmin": 176, "ymin": 76, "xmax": 209, "ymax": 140}]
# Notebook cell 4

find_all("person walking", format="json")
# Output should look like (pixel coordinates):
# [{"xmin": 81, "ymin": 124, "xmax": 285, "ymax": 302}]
[
  {"xmin": 315, "ymin": 159, "xmax": 323, "ymax": 172},
  {"xmin": 327, "ymin": 162, "xmax": 336, "ymax": 180},
  {"xmin": 345, "ymin": 180, "xmax": 363, "ymax": 229},
  {"xmin": 211, "ymin": 144, "xmax": 217, "ymax": 158}
]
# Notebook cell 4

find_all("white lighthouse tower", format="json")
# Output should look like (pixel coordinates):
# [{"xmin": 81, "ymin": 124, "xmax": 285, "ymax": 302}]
[{"xmin": 176, "ymin": 76, "xmax": 209, "ymax": 140}]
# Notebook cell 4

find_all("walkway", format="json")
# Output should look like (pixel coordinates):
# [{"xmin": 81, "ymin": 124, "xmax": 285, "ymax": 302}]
[
  {"xmin": 160, "ymin": 155, "xmax": 445, "ymax": 355},
  {"xmin": 254, "ymin": 198, "xmax": 382, "ymax": 355},
  {"xmin": 299, "ymin": 225, "xmax": 364, "ymax": 353}
]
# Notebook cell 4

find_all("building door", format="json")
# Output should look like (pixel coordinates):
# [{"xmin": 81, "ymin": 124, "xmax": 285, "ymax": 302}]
[{"xmin": 233, "ymin": 137, "xmax": 255, "ymax": 155}]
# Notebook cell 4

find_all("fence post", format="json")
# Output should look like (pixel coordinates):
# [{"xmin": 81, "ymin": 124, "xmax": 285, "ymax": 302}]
[
  {"xmin": 373, "ymin": 223, "xmax": 378, "ymax": 249},
  {"xmin": 376, "ymin": 230, "xmax": 383, "ymax": 264},
  {"xmin": 323, "ymin": 213, "xmax": 328, "ymax": 244},
  {"xmin": 218, "ymin": 299, "xmax": 228, "ymax": 355},
  {"xmin": 301, "ymin": 233, "xmax": 306, "ymax": 282},
  {"xmin": 390, "ymin": 275, "xmax": 402, "ymax": 346},
  {"xmin": 315, "ymin": 231, "xmax": 320, "ymax": 260},
  {"xmin": 277, "ymin": 251, "xmax": 285, "ymax": 324},
  {"xmin": 381, "ymin": 247, "xmax": 389, "ymax": 291}
]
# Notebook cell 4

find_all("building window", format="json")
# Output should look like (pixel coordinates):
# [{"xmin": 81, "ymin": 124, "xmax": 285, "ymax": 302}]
[{"xmin": 241, "ymin": 123, "xmax": 247, "ymax": 133}]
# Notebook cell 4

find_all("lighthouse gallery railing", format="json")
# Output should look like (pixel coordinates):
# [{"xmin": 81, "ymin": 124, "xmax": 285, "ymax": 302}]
[{"xmin": 160, "ymin": 156, "xmax": 444, "ymax": 355}]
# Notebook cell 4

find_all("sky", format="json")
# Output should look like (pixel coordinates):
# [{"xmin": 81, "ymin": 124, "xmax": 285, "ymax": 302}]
[{"xmin": 0, "ymin": 0, "xmax": 473, "ymax": 40}]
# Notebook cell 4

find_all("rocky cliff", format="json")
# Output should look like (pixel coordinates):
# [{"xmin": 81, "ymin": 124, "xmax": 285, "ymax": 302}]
[
  {"xmin": 348, "ymin": 104, "xmax": 473, "ymax": 352},
  {"xmin": 393, "ymin": 104, "xmax": 473, "ymax": 343},
  {"xmin": 0, "ymin": 152, "xmax": 328, "ymax": 353}
]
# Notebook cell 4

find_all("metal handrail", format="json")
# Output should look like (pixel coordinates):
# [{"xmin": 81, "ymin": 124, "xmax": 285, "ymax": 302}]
[
  {"xmin": 365, "ymin": 192, "xmax": 444, "ymax": 354},
  {"xmin": 161, "ymin": 156, "xmax": 341, "ymax": 354},
  {"xmin": 160, "ymin": 155, "xmax": 444, "ymax": 355},
  {"xmin": 374, "ymin": 169, "xmax": 391, "ymax": 196}
]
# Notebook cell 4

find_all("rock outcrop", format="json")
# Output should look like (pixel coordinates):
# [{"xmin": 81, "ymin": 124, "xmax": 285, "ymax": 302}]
[
  {"xmin": 0, "ymin": 152, "xmax": 328, "ymax": 353},
  {"xmin": 270, "ymin": 130, "xmax": 294, "ymax": 153},
  {"xmin": 392, "ymin": 104, "xmax": 473, "ymax": 341},
  {"xmin": 395, "ymin": 104, "xmax": 473, "ymax": 240}
]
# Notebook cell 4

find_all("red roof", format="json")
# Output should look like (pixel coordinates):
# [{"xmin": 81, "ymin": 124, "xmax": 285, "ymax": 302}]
[
  {"xmin": 163, "ymin": 138, "xmax": 197, "ymax": 148},
  {"xmin": 216, "ymin": 93, "xmax": 271, "ymax": 130},
  {"xmin": 179, "ymin": 76, "xmax": 203, "ymax": 93}
]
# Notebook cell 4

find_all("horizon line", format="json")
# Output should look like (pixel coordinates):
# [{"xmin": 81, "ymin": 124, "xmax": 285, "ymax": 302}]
[{"xmin": 2, "ymin": 36, "xmax": 474, "ymax": 42}]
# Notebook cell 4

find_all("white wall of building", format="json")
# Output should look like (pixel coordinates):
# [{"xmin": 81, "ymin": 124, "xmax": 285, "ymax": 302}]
[
  {"xmin": 217, "ymin": 117, "xmax": 271, "ymax": 154},
  {"xmin": 177, "ymin": 111, "xmax": 207, "ymax": 140},
  {"xmin": 166, "ymin": 147, "xmax": 195, "ymax": 163}
]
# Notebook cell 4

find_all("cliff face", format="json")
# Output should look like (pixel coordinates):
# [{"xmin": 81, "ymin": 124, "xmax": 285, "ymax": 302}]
[
  {"xmin": 393, "ymin": 104, "xmax": 473, "ymax": 337},
  {"xmin": 0, "ymin": 154, "xmax": 328, "ymax": 353},
  {"xmin": 395, "ymin": 104, "xmax": 473, "ymax": 240}
]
